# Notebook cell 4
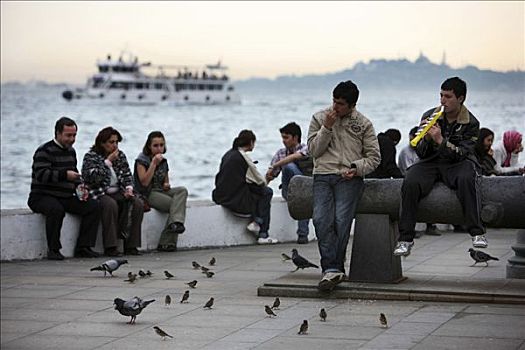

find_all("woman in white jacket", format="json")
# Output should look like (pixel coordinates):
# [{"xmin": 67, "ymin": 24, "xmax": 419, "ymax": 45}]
[{"xmin": 492, "ymin": 130, "xmax": 524, "ymax": 175}]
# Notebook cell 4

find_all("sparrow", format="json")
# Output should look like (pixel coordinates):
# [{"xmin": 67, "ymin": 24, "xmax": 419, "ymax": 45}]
[
  {"xmin": 192, "ymin": 261, "xmax": 201, "ymax": 269},
  {"xmin": 320, "ymin": 308, "xmax": 327, "ymax": 321},
  {"xmin": 124, "ymin": 273, "xmax": 137, "ymax": 283},
  {"xmin": 165, "ymin": 295, "xmax": 171, "ymax": 306},
  {"xmin": 291, "ymin": 249, "xmax": 319, "ymax": 271},
  {"xmin": 114, "ymin": 296, "xmax": 155, "ymax": 324},
  {"xmin": 379, "ymin": 313, "xmax": 388, "ymax": 328},
  {"xmin": 90, "ymin": 259, "xmax": 128, "ymax": 276},
  {"xmin": 271, "ymin": 297, "xmax": 280, "ymax": 310},
  {"xmin": 138, "ymin": 269, "xmax": 147, "ymax": 278},
  {"xmin": 205, "ymin": 271, "xmax": 215, "ymax": 278},
  {"xmin": 209, "ymin": 257, "xmax": 216, "ymax": 266},
  {"xmin": 146, "ymin": 270, "xmax": 153, "ymax": 277},
  {"xmin": 164, "ymin": 270, "xmax": 175, "ymax": 279},
  {"xmin": 201, "ymin": 266, "xmax": 210, "ymax": 273},
  {"xmin": 153, "ymin": 326, "xmax": 173, "ymax": 340},
  {"xmin": 265, "ymin": 305, "xmax": 277, "ymax": 317},
  {"xmin": 180, "ymin": 290, "xmax": 189, "ymax": 303},
  {"xmin": 298, "ymin": 320, "xmax": 308, "ymax": 334},
  {"xmin": 203, "ymin": 297, "xmax": 214, "ymax": 309},
  {"xmin": 186, "ymin": 280, "xmax": 198, "ymax": 288},
  {"xmin": 281, "ymin": 253, "xmax": 292, "ymax": 262},
  {"xmin": 468, "ymin": 248, "xmax": 499, "ymax": 266}
]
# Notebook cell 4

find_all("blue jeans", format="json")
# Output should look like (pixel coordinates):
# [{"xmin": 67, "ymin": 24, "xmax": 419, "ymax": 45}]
[
  {"xmin": 313, "ymin": 174, "xmax": 364, "ymax": 273},
  {"xmin": 252, "ymin": 186, "xmax": 273, "ymax": 239},
  {"xmin": 281, "ymin": 163, "xmax": 309, "ymax": 236}
]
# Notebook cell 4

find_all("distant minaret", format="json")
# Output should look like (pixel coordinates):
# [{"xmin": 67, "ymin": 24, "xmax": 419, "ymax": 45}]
[{"xmin": 441, "ymin": 51, "xmax": 447, "ymax": 66}]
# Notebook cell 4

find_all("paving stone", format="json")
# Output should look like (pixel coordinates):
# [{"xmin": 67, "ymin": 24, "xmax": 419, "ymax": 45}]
[
  {"xmin": 254, "ymin": 337, "xmax": 366, "ymax": 350},
  {"xmin": 360, "ymin": 333, "xmax": 425, "ymax": 349},
  {"xmin": 412, "ymin": 335, "xmax": 523, "ymax": 350},
  {"xmin": 0, "ymin": 334, "xmax": 116, "ymax": 350}
]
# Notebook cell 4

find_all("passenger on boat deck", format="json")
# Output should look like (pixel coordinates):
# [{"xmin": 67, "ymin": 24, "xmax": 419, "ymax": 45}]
[
  {"xmin": 28, "ymin": 117, "xmax": 101, "ymax": 260},
  {"xmin": 265, "ymin": 122, "xmax": 312, "ymax": 244},
  {"xmin": 134, "ymin": 131, "xmax": 188, "ymax": 253},
  {"xmin": 212, "ymin": 130, "xmax": 278, "ymax": 245},
  {"xmin": 81, "ymin": 127, "xmax": 144, "ymax": 257}
]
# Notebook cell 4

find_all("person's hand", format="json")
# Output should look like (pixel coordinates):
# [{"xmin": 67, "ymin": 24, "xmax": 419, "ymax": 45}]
[
  {"xmin": 152, "ymin": 153, "xmax": 164, "ymax": 166},
  {"xmin": 427, "ymin": 123, "xmax": 443, "ymax": 144},
  {"xmin": 341, "ymin": 168, "xmax": 357, "ymax": 180},
  {"xmin": 162, "ymin": 182, "xmax": 171, "ymax": 191},
  {"xmin": 67, "ymin": 170, "xmax": 81, "ymax": 181},
  {"xmin": 518, "ymin": 167, "xmax": 525, "ymax": 175},
  {"xmin": 265, "ymin": 170, "xmax": 274, "ymax": 183},
  {"xmin": 107, "ymin": 149, "xmax": 119, "ymax": 162},
  {"xmin": 323, "ymin": 109, "xmax": 338, "ymax": 130},
  {"xmin": 124, "ymin": 187, "xmax": 134, "ymax": 198}
]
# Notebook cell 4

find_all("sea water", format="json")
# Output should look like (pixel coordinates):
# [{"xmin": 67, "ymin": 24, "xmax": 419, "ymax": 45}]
[{"xmin": 1, "ymin": 84, "xmax": 523, "ymax": 209}]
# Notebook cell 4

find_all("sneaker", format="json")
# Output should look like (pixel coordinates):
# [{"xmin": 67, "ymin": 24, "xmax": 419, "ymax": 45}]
[
  {"xmin": 318, "ymin": 272, "xmax": 345, "ymax": 292},
  {"xmin": 157, "ymin": 244, "xmax": 177, "ymax": 252},
  {"xmin": 472, "ymin": 235, "xmax": 488, "ymax": 248},
  {"xmin": 257, "ymin": 237, "xmax": 279, "ymax": 244},
  {"xmin": 393, "ymin": 241, "xmax": 414, "ymax": 257},
  {"xmin": 297, "ymin": 236, "xmax": 309, "ymax": 244},
  {"xmin": 47, "ymin": 249, "xmax": 65, "ymax": 260},
  {"xmin": 247, "ymin": 221, "xmax": 261, "ymax": 234}
]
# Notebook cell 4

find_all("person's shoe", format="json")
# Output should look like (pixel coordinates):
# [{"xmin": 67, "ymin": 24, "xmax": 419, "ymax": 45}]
[
  {"xmin": 425, "ymin": 224, "xmax": 442, "ymax": 236},
  {"xmin": 257, "ymin": 237, "xmax": 279, "ymax": 245},
  {"xmin": 124, "ymin": 247, "xmax": 142, "ymax": 256},
  {"xmin": 104, "ymin": 247, "xmax": 123, "ymax": 257},
  {"xmin": 247, "ymin": 221, "xmax": 261, "ymax": 234},
  {"xmin": 157, "ymin": 244, "xmax": 177, "ymax": 252},
  {"xmin": 168, "ymin": 222, "xmax": 186, "ymax": 234},
  {"xmin": 297, "ymin": 236, "xmax": 309, "ymax": 244},
  {"xmin": 75, "ymin": 247, "xmax": 100, "ymax": 258},
  {"xmin": 47, "ymin": 249, "xmax": 65, "ymax": 260},
  {"xmin": 472, "ymin": 235, "xmax": 488, "ymax": 248},
  {"xmin": 318, "ymin": 272, "xmax": 345, "ymax": 292},
  {"xmin": 393, "ymin": 241, "xmax": 414, "ymax": 257}
]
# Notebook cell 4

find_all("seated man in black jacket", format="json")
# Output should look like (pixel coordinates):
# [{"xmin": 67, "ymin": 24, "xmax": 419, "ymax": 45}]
[
  {"xmin": 394, "ymin": 77, "xmax": 486, "ymax": 257},
  {"xmin": 368, "ymin": 129, "xmax": 403, "ymax": 179}
]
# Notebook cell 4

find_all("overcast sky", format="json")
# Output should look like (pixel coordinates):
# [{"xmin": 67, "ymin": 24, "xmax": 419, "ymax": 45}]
[{"xmin": 1, "ymin": 1, "xmax": 523, "ymax": 83}]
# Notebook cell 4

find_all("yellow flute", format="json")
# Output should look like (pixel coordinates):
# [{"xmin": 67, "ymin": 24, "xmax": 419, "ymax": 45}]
[{"xmin": 410, "ymin": 106, "xmax": 445, "ymax": 147}]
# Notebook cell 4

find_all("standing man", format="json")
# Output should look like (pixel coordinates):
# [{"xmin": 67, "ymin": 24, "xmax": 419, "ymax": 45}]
[
  {"xmin": 28, "ymin": 117, "xmax": 101, "ymax": 260},
  {"xmin": 308, "ymin": 80, "xmax": 380, "ymax": 292},
  {"xmin": 266, "ymin": 122, "xmax": 311, "ymax": 244},
  {"xmin": 394, "ymin": 77, "xmax": 486, "ymax": 257}
]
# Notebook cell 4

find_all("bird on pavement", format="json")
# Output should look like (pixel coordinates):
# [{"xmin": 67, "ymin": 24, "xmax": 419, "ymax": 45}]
[
  {"xmin": 291, "ymin": 249, "xmax": 319, "ymax": 271},
  {"xmin": 146, "ymin": 270, "xmax": 153, "ymax": 277},
  {"xmin": 114, "ymin": 296, "xmax": 155, "ymax": 324},
  {"xmin": 271, "ymin": 297, "xmax": 280, "ymax": 310},
  {"xmin": 165, "ymin": 295, "xmax": 171, "ymax": 306},
  {"xmin": 124, "ymin": 272, "xmax": 137, "ymax": 283},
  {"xmin": 186, "ymin": 280, "xmax": 198, "ymax": 288},
  {"xmin": 192, "ymin": 261, "xmax": 201, "ymax": 269},
  {"xmin": 203, "ymin": 297, "xmax": 214, "ymax": 309},
  {"xmin": 138, "ymin": 269, "xmax": 147, "ymax": 278},
  {"xmin": 180, "ymin": 290, "xmax": 190, "ymax": 303},
  {"xmin": 468, "ymin": 248, "xmax": 499, "ymax": 266},
  {"xmin": 201, "ymin": 266, "xmax": 210, "ymax": 273},
  {"xmin": 205, "ymin": 271, "xmax": 215, "ymax": 278},
  {"xmin": 320, "ymin": 308, "xmax": 327, "ymax": 321},
  {"xmin": 265, "ymin": 305, "xmax": 277, "ymax": 317},
  {"xmin": 90, "ymin": 259, "xmax": 128, "ymax": 276},
  {"xmin": 379, "ymin": 313, "xmax": 388, "ymax": 328},
  {"xmin": 281, "ymin": 253, "xmax": 292, "ymax": 262},
  {"xmin": 298, "ymin": 320, "xmax": 308, "ymax": 334},
  {"xmin": 164, "ymin": 270, "xmax": 175, "ymax": 279},
  {"xmin": 209, "ymin": 257, "xmax": 216, "ymax": 266},
  {"xmin": 153, "ymin": 326, "xmax": 173, "ymax": 340}
]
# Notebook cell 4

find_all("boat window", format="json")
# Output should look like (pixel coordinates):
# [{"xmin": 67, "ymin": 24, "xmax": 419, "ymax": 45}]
[
  {"xmin": 135, "ymin": 82, "xmax": 144, "ymax": 89},
  {"xmin": 198, "ymin": 84, "xmax": 205, "ymax": 91},
  {"xmin": 98, "ymin": 65, "xmax": 109, "ymax": 73},
  {"xmin": 189, "ymin": 84, "xmax": 196, "ymax": 90},
  {"xmin": 109, "ymin": 82, "xmax": 131, "ymax": 89},
  {"xmin": 154, "ymin": 83, "xmax": 164, "ymax": 90},
  {"xmin": 93, "ymin": 77, "xmax": 105, "ymax": 88},
  {"xmin": 174, "ymin": 83, "xmax": 186, "ymax": 91},
  {"xmin": 227, "ymin": 86, "xmax": 234, "ymax": 91},
  {"xmin": 216, "ymin": 84, "xmax": 223, "ymax": 91}
]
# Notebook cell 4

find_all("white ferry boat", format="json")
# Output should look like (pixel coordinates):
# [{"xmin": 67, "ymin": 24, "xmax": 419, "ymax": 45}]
[{"xmin": 62, "ymin": 52, "xmax": 240, "ymax": 105}]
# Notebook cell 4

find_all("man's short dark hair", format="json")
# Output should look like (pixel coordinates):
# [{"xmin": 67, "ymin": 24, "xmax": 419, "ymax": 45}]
[
  {"xmin": 384, "ymin": 129, "xmax": 401, "ymax": 144},
  {"xmin": 441, "ymin": 77, "xmax": 467, "ymax": 101},
  {"xmin": 333, "ymin": 80, "xmax": 359, "ymax": 106},
  {"xmin": 279, "ymin": 122, "xmax": 302, "ymax": 142},
  {"xmin": 54, "ymin": 117, "xmax": 77, "ymax": 136},
  {"xmin": 409, "ymin": 126, "xmax": 419, "ymax": 137}
]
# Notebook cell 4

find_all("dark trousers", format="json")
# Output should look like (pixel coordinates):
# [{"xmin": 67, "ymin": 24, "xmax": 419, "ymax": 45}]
[
  {"xmin": 398, "ymin": 159, "xmax": 484, "ymax": 242},
  {"xmin": 28, "ymin": 194, "xmax": 101, "ymax": 251},
  {"xmin": 99, "ymin": 193, "xmax": 143, "ymax": 249},
  {"xmin": 251, "ymin": 186, "xmax": 273, "ymax": 237}
]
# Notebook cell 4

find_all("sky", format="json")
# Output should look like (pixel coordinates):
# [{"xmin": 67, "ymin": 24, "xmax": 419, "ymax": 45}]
[{"xmin": 1, "ymin": 1, "xmax": 524, "ymax": 83}]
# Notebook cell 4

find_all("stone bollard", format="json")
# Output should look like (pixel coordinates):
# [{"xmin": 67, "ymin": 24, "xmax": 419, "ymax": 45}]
[{"xmin": 507, "ymin": 229, "xmax": 525, "ymax": 279}]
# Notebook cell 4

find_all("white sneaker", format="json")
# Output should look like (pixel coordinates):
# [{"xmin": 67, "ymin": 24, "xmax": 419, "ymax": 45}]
[
  {"xmin": 318, "ymin": 272, "xmax": 345, "ymax": 291},
  {"xmin": 247, "ymin": 221, "xmax": 260, "ymax": 234},
  {"xmin": 472, "ymin": 235, "xmax": 488, "ymax": 248},
  {"xmin": 393, "ymin": 241, "xmax": 414, "ymax": 257},
  {"xmin": 257, "ymin": 237, "xmax": 279, "ymax": 245}
]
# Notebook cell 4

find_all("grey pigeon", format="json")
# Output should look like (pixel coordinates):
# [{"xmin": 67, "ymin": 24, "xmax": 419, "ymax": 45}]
[
  {"xmin": 209, "ymin": 257, "xmax": 216, "ymax": 266},
  {"xmin": 265, "ymin": 305, "xmax": 277, "ymax": 317},
  {"xmin": 153, "ymin": 326, "xmax": 173, "ymax": 340},
  {"xmin": 271, "ymin": 297, "xmax": 280, "ymax": 310},
  {"xmin": 298, "ymin": 320, "xmax": 308, "ymax": 334},
  {"xmin": 203, "ymin": 297, "xmax": 214, "ymax": 309},
  {"xmin": 192, "ymin": 261, "xmax": 201, "ymax": 269},
  {"xmin": 291, "ymin": 249, "xmax": 319, "ymax": 271},
  {"xmin": 164, "ymin": 270, "xmax": 175, "ymax": 279},
  {"xmin": 186, "ymin": 280, "xmax": 198, "ymax": 288},
  {"xmin": 379, "ymin": 313, "xmax": 388, "ymax": 328},
  {"xmin": 90, "ymin": 259, "xmax": 128, "ymax": 276},
  {"xmin": 114, "ymin": 296, "xmax": 155, "ymax": 324},
  {"xmin": 468, "ymin": 248, "xmax": 499, "ymax": 266},
  {"xmin": 281, "ymin": 253, "xmax": 292, "ymax": 261},
  {"xmin": 180, "ymin": 290, "xmax": 189, "ymax": 303},
  {"xmin": 320, "ymin": 308, "xmax": 327, "ymax": 321}
]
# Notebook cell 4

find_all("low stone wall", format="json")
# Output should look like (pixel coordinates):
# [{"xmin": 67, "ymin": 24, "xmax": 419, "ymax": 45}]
[{"xmin": 0, "ymin": 198, "xmax": 313, "ymax": 261}]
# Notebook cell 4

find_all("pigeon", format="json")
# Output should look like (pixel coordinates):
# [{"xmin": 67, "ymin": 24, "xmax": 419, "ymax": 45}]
[
  {"xmin": 281, "ymin": 253, "xmax": 292, "ymax": 262},
  {"xmin": 90, "ymin": 259, "xmax": 128, "ymax": 276},
  {"xmin": 180, "ymin": 290, "xmax": 189, "ymax": 303},
  {"xmin": 320, "ymin": 308, "xmax": 327, "ymax": 321},
  {"xmin": 265, "ymin": 305, "xmax": 277, "ymax": 317},
  {"xmin": 164, "ymin": 270, "xmax": 175, "ymax": 279},
  {"xmin": 468, "ymin": 248, "xmax": 499, "ymax": 266},
  {"xmin": 271, "ymin": 297, "xmax": 280, "ymax": 310},
  {"xmin": 379, "ymin": 313, "xmax": 388, "ymax": 328},
  {"xmin": 153, "ymin": 326, "xmax": 173, "ymax": 340},
  {"xmin": 205, "ymin": 271, "xmax": 215, "ymax": 278},
  {"xmin": 146, "ymin": 270, "xmax": 153, "ymax": 277},
  {"xmin": 186, "ymin": 280, "xmax": 198, "ymax": 288},
  {"xmin": 192, "ymin": 261, "xmax": 201, "ymax": 269},
  {"xmin": 298, "ymin": 320, "xmax": 308, "ymax": 334},
  {"xmin": 291, "ymin": 249, "xmax": 319, "ymax": 271},
  {"xmin": 138, "ymin": 269, "xmax": 147, "ymax": 278},
  {"xmin": 209, "ymin": 257, "xmax": 216, "ymax": 266},
  {"xmin": 113, "ymin": 296, "xmax": 155, "ymax": 324},
  {"xmin": 201, "ymin": 266, "xmax": 210, "ymax": 273},
  {"xmin": 124, "ymin": 272, "xmax": 137, "ymax": 283},
  {"xmin": 203, "ymin": 297, "xmax": 214, "ymax": 309},
  {"xmin": 165, "ymin": 295, "xmax": 171, "ymax": 306}
]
